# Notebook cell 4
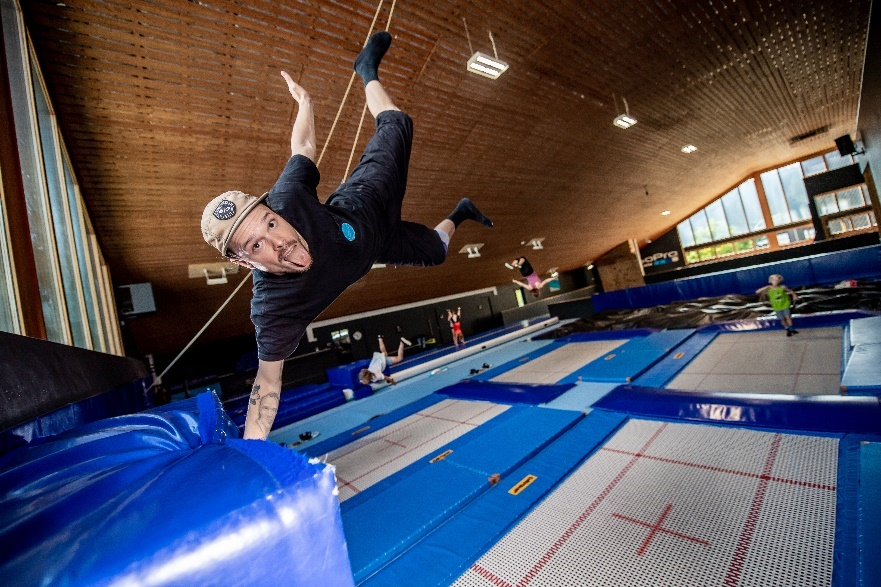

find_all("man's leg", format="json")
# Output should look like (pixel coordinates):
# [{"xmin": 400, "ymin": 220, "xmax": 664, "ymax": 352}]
[
  {"xmin": 355, "ymin": 32, "xmax": 399, "ymax": 117},
  {"xmin": 390, "ymin": 340, "xmax": 405, "ymax": 364},
  {"xmin": 378, "ymin": 335, "xmax": 388, "ymax": 355}
]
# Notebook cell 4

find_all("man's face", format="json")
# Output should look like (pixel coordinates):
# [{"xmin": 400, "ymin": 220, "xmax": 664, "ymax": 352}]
[{"xmin": 229, "ymin": 204, "xmax": 313, "ymax": 274}]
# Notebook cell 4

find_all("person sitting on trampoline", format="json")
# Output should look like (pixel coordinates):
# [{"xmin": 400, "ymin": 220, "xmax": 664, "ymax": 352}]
[
  {"xmin": 756, "ymin": 273, "xmax": 799, "ymax": 336},
  {"xmin": 447, "ymin": 307, "xmax": 465, "ymax": 346},
  {"xmin": 200, "ymin": 32, "xmax": 493, "ymax": 440},
  {"xmin": 358, "ymin": 334, "xmax": 410, "ymax": 386},
  {"xmin": 510, "ymin": 256, "xmax": 556, "ymax": 298}
]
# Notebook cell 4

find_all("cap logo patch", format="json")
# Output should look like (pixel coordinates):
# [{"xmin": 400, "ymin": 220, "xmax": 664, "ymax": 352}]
[
  {"xmin": 213, "ymin": 199, "xmax": 236, "ymax": 220},
  {"xmin": 342, "ymin": 222, "xmax": 356, "ymax": 242}
]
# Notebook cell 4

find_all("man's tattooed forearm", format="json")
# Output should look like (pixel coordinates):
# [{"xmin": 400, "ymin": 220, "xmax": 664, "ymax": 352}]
[{"xmin": 249, "ymin": 383, "xmax": 261, "ymax": 405}]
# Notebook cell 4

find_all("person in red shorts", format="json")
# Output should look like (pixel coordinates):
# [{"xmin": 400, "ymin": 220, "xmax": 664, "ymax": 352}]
[{"xmin": 447, "ymin": 307, "xmax": 465, "ymax": 346}]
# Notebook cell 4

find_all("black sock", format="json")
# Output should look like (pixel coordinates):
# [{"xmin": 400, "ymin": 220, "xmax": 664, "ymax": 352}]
[
  {"xmin": 447, "ymin": 198, "xmax": 493, "ymax": 228},
  {"xmin": 354, "ymin": 31, "xmax": 392, "ymax": 87}
]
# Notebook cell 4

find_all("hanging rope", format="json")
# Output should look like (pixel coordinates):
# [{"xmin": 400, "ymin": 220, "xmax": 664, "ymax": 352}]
[
  {"xmin": 317, "ymin": 0, "xmax": 389, "ymax": 166},
  {"xmin": 147, "ymin": 271, "xmax": 253, "ymax": 391},
  {"xmin": 340, "ymin": 0, "xmax": 398, "ymax": 182}
]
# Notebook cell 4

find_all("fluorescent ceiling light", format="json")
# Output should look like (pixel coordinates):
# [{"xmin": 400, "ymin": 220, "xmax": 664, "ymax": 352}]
[
  {"xmin": 467, "ymin": 51, "xmax": 509, "ymax": 79},
  {"xmin": 613, "ymin": 114, "xmax": 637, "ymax": 129},
  {"xmin": 458, "ymin": 243, "xmax": 484, "ymax": 258},
  {"xmin": 681, "ymin": 144, "xmax": 698, "ymax": 153},
  {"xmin": 661, "ymin": 210, "xmax": 671, "ymax": 215}
]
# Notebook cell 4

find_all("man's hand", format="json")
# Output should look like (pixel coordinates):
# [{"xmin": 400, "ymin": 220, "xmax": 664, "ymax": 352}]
[{"xmin": 280, "ymin": 71, "xmax": 310, "ymax": 104}]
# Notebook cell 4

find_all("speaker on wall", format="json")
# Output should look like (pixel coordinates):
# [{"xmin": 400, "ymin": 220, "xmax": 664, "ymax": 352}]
[
  {"xmin": 835, "ymin": 134, "xmax": 857, "ymax": 156},
  {"xmin": 116, "ymin": 283, "xmax": 156, "ymax": 316}
]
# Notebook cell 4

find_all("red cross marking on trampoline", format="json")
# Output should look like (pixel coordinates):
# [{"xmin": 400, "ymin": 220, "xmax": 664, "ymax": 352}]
[{"xmin": 612, "ymin": 503, "xmax": 710, "ymax": 556}]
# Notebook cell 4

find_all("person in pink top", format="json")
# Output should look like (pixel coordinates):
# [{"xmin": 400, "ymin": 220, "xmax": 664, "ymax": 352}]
[{"xmin": 510, "ymin": 257, "xmax": 556, "ymax": 297}]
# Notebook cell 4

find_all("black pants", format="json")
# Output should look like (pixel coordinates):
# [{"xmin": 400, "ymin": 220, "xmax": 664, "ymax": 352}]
[{"xmin": 328, "ymin": 111, "xmax": 446, "ymax": 267}]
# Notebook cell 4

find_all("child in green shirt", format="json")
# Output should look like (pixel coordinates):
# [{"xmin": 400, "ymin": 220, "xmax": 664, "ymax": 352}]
[{"xmin": 756, "ymin": 274, "xmax": 800, "ymax": 336}]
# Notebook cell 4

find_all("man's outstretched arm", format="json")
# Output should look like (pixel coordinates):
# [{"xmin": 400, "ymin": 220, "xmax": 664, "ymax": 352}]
[
  {"xmin": 243, "ymin": 359, "xmax": 284, "ymax": 440},
  {"xmin": 280, "ymin": 71, "xmax": 315, "ymax": 161}
]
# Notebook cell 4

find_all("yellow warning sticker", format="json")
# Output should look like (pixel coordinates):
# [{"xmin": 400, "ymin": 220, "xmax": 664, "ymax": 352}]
[
  {"xmin": 429, "ymin": 449, "xmax": 453, "ymax": 463},
  {"xmin": 509, "ymin": 474, "xmax": 538, "ymax": 495},
  {"xmin": 673, "ymin": 352, "xmax": 685, "ymax": 359}
]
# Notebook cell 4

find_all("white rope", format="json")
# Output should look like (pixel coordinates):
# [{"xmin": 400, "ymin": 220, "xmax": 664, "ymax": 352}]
[
  {"xmin": 316, "ymin": 0, "xmax": 387, "ymax": 166},
  {"xmin": 340, "ymin": 0, "xmax": 398, "ymax": 182},
  {"xmin": 147, "ymin": 271, "xmax": 252, "ymax": 391}
]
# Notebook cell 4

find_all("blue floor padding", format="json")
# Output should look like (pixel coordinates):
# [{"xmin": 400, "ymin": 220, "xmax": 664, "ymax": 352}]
[
  {"xmin": 559, "ymin": 329, "xmax": 694, "ymax": 384},
  {"xmin": 842, "ymin": 343, "xmax": 881, "ymax": 394},
  {"xmin": 342, "ymin": 407, "xmax": 582, "ymax": 583},
  {"xmin": 859, "ymin": 442, "xmax": 881, "ymax": 587},
  {"xmin": 360, "ymin": 410, "xmax": 628, "ymax": 587},
  {"xmin": 594, "ymin": 385, "xmax": 881, "ymax": 435},
  {"xmin": 635, "ymin": 330, "xmax": 719, "ymax": 388},
  {"xmin": 849, "ymin": 316, "xmax": 881, "ymax": 346},
  {"xmin": 833, "ymin": 436, "xmax": 861, "ymax": 587},
  {"xmin": 542, "ymin": 381, "xmax": 619, "ymax": 412},
  {"xmin": 438, "ymin": 380, "xmax": 575, "ymax": 404},
  {"xmin": 552, "ymin": 329, "xmax": 657, "ymax": 342}
]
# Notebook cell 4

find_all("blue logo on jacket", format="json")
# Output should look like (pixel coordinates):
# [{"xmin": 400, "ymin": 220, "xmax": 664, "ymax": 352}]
[{"xmin": 341, "ymin": 222, "xmax": 356, "ymax": 241}]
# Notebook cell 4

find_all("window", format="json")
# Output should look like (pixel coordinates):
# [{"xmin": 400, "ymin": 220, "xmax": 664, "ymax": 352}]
[
  {"xmin": 698, "ymin": 247, "xmax": 716, "ymax": 261},
  {"xmin": 685, "ymin": 250, "xmax": 700, "ymax": 264},
  {"xmin": 704, "ymin": 200, "xmax": 730, "ymax": 241},
  {"xmin": 759, "ymin": 170, "xmax": 792, "ymax": 226},
  {"xmin": 738, "ymin": 179, "xmax": 766, "ymax": 231},
  {"xmin": 755, "ymin": 235, "xmax": 771, "ymax": 249},
  {"xmin": 721, "ymin": 189, "xmax": 749, "ymax": 236},
  {"xmin": 0, "ymin": 173, "xmax": 20, "ymax": 334},
  {"xmin": 330, "ymin": 329, "xmax": 351, "ymax": 346},
  {"xmin": 776, "ymin": 226, "xmax": 814, "ymax": 246},
  {"xmin": 824, "ymin": 151, "xmax": 853, "ymax": 170},
  {"xmin": 815, "ymin": 193, "xmax": 839, "ymax": 216},
  {"xmin": 689, "ymin": 210, "xmax": 713, "ymax": 245},
  {"xmin": 677, "ymin": 220, "xmax": 696, "ymax": 248},
  {"xmin": 800, "ymin": 156, "xmax": 826, "ymax": 177},
  {"xmin": 777, "ymin": 162, "xmax": 811, "ymax": 222},
  {"xmin": 733, "ymin": 238, "xmax": 754, "ymax": 253},
  {"xmin": 715, "ymin": 242, "xmax": 735, "ymax": 257},
  {"xmin": 835, "ymin": 187, "xmax": 865, "ymax": 211}
]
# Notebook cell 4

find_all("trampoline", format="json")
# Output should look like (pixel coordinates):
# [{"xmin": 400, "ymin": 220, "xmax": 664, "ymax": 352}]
[{"xmin": 666, "ymin": 327, "xmax": 843, "ymax": 395}]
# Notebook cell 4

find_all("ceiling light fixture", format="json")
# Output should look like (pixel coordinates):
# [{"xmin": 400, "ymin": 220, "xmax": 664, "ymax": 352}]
[
  {"xmin": 681, "ymin": 144, "xmax": 698, "ymax": 153},
  {"xmin": 661, "ymin": 210, "xmax": 671, "ymax": 215},
  {"xmin": 463, "ymin": 19, "xmax": 509, "ymax": 80},
  {"xmin": 459, "ymin": 243, "xmax": 484, "ymax": 258},
  {"xmin": 612, "ymin": 96, "xmax": 637, "ymax": 129},
  {"xmin": 527, "ymin": 237, "xmax": 544, "ymax": 250}
]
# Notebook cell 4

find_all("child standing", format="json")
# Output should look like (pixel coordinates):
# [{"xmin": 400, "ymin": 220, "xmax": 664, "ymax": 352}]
[{"xmin": 756, "ymin": 274, "xmax": 799, "ymax": 336}]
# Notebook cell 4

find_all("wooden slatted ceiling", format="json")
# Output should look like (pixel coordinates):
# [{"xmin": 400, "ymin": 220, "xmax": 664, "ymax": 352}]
[{"xmin": 22, "ymin": 0, "xmax": 869, "ymax": 355}]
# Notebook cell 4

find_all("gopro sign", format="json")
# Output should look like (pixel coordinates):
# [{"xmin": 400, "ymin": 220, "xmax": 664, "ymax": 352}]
[
  {"xmin": 639, "ymin": 229, "xmax": 686, "ymax": 274},
  {"xmin": 642, "ymin": 250, "xmax": 680, "ymax": 268}
]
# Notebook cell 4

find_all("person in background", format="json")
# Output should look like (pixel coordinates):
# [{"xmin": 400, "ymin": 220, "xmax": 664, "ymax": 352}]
[
  {"xmin": 756, "ymin": 273, "xmax": 799, "ymax": 336},
  {"xmin": 358, "ymin": 334, "xmax": 411, "ymax": 385},
  {"xmin": 510, "ymin": 256, "xmax": 556, "ymax": 298},
  {"xmin": 447, "ymin": 307, "xmax": 465, "ymax": 346}
]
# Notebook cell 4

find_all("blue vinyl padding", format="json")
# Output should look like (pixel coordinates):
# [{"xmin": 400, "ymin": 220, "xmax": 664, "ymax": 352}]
[
  {"xmin": 339, "ymin": 405, "xmax": 537, "ymax": 513},
  {"xmin": 592, "ymin": 245, "xmax": 881, "ymax": 311},
  {"xmin": 0, "ymin": 392, "xmax": 354, "ymax": 587},
  {"xmin": 327, "ymin": 360, "xmax": 371, "ymax": 389},
  {"xmin": 303, "ymin": 394, "xmax": 445, "ymax": 459},
  {"xmin": 342, "ymin": 407, "xmax": 581, "ymax": 583},
  {"xmin": 542, "ymin": 381, "xmax": 619, "ymax": 412},
  {"xmin": 859, "ymin": 442, "xmax": 881, "ymax": 587},
  {"xmin": 849, "ymin": 316, "xmax": 881, "ymax": 346},
  {"xmin": 559, "ymin": 329, "xmax": 694, "ymax": 384},
  {"xmin": 842, "ymin": 344, "xmax": 881, "ymax": 393},
  {"xmin": 437, "ymin": 380, "xmax": 576, "ymax": 405},
  {"xmin": 833, "ymin": 436, "xmax": 861, "ymax": 587},
  {"xmin": 552, "ymin": 329, "xmax": 657, "ymax": 342},
  {"xmin": 361, "ymin": 410, "xmax": 628, "ymax": 587},
  {"xmin": 594, "ymin": 385, "xmax": 881, "ymax": 435},
  {"xmin": 636, "ymin": 330, "xmax": 719, "ymax": 388},
  {"xmin": 0, "ymin": 375, "xmax": 154, "ymax": 457}
]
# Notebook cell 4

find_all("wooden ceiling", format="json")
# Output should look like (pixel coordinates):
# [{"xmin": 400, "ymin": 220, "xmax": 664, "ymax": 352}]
[{"xmin": 22, "ymin": 0, "xmax": 870, "ymax": 356}]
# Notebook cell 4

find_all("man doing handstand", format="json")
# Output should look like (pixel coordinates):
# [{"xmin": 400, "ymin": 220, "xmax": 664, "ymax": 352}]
[
  {"xmin": 201, "ymin": 32, "xmax": 493, "ymax": 440},
  {"xmin": 510, "ymin": 256, "xmax": 555, "ymax": 298}
]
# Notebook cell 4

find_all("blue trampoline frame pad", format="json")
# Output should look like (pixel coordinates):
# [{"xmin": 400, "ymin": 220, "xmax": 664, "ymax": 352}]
[{"xmin": 341, "ymin": 405, "xmax": 583, "ymax": 583}]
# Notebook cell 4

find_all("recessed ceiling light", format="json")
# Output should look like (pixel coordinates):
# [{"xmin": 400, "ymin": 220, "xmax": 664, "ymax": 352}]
[
  {"xmin": 661, "ymin": 210, "xmax": 671, "ymax": 215},
  {"xmin": 613, "ymin": 114, "xmax": 637, "ymax": 129},
  {"xmin": 681, "ymin": 144, "xmax": 698, "ymax": 153}
]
